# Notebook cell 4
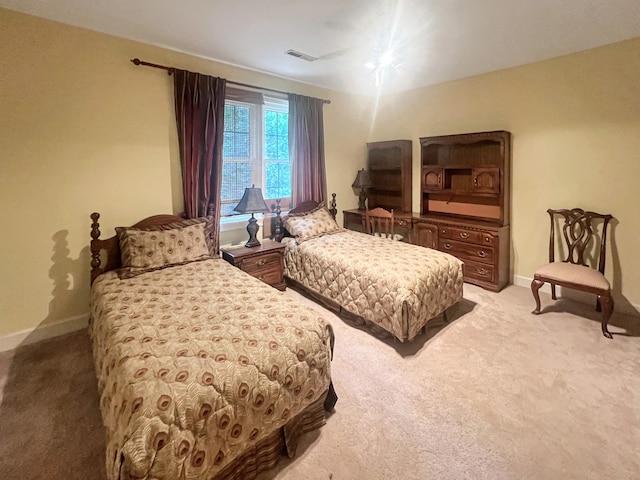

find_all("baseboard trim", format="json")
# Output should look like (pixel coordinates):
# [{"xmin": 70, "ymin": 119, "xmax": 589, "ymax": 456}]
[
  {"xmin": 0, "ymin": 314, "xmax": 89, "ymax": 353},
  {"xmin": 514, "ymin": 275, "xmax": 640, "ymax": 317}
]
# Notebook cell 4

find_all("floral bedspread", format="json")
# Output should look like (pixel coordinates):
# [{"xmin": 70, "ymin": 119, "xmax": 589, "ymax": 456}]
[
  {"xmin": 90, "ymin": 258, "xmax": 333, "ymax": 480},
  {"xmin": 283, "ymin": 230, "xmax": 464, "ymax": 341}
]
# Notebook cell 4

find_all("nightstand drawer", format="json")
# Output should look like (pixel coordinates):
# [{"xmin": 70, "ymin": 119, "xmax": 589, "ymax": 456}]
[
  {"xmin": 238, "ymin": 252, "xmax": 282, "ymax": 273},
  {"xmin": 249, "ymin": 267, "xmax": 283, "ymax": 286},
  {"xmin": 439, "ymin": 226, "xmax": 494, "ymax": 246},
  {"xmin": 439, "ymin": 239, "xmax": 495, "ymax": 265}
]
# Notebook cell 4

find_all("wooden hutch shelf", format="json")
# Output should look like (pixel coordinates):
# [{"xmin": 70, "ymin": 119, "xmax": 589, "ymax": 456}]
[
  {"xmin": 414, "ymin": 130, "xmax": 511, "ymax": 292},
  {"xmin": 366, "ymin": 139, "xmax": 412, "ymax": 213}
]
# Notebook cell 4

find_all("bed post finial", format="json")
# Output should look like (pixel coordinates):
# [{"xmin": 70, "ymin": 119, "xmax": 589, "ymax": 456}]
[
  {"xmin": 90, "ymin": 212, "xmax": 102, "ymax": 274},
  {"xmin": 329, "ymin": 193, "xmax": 337, "ymax": 220},
  {"xmin": 273, "ymin": 199, "xmax": 283, "ymax": 242}
]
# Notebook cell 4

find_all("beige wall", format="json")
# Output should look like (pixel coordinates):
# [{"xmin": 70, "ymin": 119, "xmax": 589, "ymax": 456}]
[
  {"xmin": 0, "ymin": 9, "xmax": 371, "ymax": 341},
  {"xmin": 371, "ymin": 38, "xmax": 640, "ymax": 312},
  {"xmin": 2, "ymin": 9, "xmax": 638, "ymax": 344}
]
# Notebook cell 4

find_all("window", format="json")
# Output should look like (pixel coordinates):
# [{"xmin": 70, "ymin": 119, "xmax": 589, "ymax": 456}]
[{"xmin": 220, "ymin": 91, "xmax": 290, "ymax": 217}]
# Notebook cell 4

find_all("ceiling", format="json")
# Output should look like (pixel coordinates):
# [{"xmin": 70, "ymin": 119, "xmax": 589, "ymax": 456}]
[{"xmin": 3, "ymin": 0, "xmax": 640, "ymax": 96}]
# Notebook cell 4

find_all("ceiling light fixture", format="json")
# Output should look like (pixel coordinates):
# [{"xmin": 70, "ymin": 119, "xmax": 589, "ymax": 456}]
[
  {"xmin": 364, "ymin": 49, "xmax": 402, "ymax": 88},
  {"xmin": 379, "ymin": 51, "xmax": 394, "ymax": 66}
]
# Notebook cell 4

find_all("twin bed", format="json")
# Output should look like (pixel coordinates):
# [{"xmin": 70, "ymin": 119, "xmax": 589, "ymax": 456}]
[
  {"xmin": 88, "ymin": 198, "xmax": 463, "ymax": 479},
  {"xmin": 89, "ymin": 213, "xmax": 336, "ymax": 480},
  {"xmin": 274, "ymin": 197, "xmax": 464, "ymax": 342}
]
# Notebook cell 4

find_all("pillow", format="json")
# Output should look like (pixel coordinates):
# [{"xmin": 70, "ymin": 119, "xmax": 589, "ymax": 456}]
[
  {"xmin": 116, "ymin": 222, "xmax": 212, "ymax": 279},
  {"xmin": 283, "ymin": 204, "xmax": 341, "ymax": 243},
  {"xmin": 154, "ymin": 216, "xmax": 216, "ymax": 256}
]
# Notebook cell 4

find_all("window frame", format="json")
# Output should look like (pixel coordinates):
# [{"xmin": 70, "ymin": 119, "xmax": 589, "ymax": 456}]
[{"xmin": 220, "ymin": 92, "xmax": 290, "ymax": 231}]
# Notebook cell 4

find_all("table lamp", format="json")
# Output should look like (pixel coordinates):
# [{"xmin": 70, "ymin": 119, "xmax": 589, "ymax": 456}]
[
  {"xmin": 234, "ymin": 185, "xmax": 270, "ymax": 247},
  {"xmin": 352, "ymin": 168, "xmax": 373, "ymax": 210}
]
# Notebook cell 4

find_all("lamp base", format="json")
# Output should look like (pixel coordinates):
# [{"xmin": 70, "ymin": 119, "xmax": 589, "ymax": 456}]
[
  {"xmin": 357, "ymin": 190, "xmax": 367, "ymax": 210},
  {"xmin": 245, "ymin": 214, "xmax": 261, "ymax": 248}
]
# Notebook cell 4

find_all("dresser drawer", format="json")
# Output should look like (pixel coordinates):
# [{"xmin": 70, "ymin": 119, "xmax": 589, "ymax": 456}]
[
  {"xmin": 439, "ymin": 239, "xmax": 495, "ymax": 265},
  {"xmin": 463, "ymin": 259, "xmax": 496, "ymax": 283},
  {"xmin": 238, "ymin": 252, "xmax": 282, "ymax": 273},
  {"xmin": 439, "ymin": 226, "xmax": 494, "ymax": 246}
]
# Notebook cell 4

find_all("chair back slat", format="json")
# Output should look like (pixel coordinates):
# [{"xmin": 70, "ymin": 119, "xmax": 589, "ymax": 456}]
[
  {"xmin": 547, "ymin": 208, "xmax": 613, "ymax": 275},
  {"xmin": 365, "ymin": 207, "xmax": 395, "ymax": 239}
]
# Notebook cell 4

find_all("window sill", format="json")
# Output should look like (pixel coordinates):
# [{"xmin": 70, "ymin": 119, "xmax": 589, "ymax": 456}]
[{"xmin": 220, "ymin": 214, "xmax": 264, "ymax": 233}]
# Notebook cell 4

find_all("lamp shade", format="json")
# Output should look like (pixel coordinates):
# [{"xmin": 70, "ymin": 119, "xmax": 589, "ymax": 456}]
[
  {"xmin": 233, "ymin": 185, "xmax": 269, "ymax": 214},
  {"xmin": 352, "ymin": 169, "xmax": 373, "ymax": 189}
]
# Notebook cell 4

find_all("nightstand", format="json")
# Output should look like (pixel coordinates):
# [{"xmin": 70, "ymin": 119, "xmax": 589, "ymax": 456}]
[{"xmin": 220, "ymin": 239, "xmax": 286, "ymax": 291}]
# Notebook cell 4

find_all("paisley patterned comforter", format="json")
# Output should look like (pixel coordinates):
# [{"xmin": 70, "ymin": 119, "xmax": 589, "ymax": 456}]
[
  {"xmin": 90, "ymin": 258, "xmax": 333, "ymax": 480},
  {"xmin": 283, "ymin": 230, "xmax": 464, "ymax": 341}
]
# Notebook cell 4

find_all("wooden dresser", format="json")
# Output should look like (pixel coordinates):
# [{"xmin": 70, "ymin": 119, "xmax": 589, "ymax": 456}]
[
  {"xmin": 414, "ymin": 130, "xmax": 511, "ymax": 292},
  {"xmin": 220, "ymin": 240, "xmax": 286, "ymax": 291},
  {"xmin": 414, "ymin": 215, "xmax": 509, "ymax": 291}
]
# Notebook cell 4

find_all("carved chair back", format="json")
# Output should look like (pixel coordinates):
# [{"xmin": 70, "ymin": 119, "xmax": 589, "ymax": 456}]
[
  {"xmin": 547, "ymin": 208, "xmax": 613, "ymax": 275},
  {"xmin": 365, "ymin": 207, "xmax": 395, "ymax": 238}
]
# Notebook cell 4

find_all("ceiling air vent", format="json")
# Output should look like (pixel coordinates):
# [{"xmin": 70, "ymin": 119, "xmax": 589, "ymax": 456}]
[{"xmin": 285, "ymin": 49, "xmax": 318, "ymax": 62}]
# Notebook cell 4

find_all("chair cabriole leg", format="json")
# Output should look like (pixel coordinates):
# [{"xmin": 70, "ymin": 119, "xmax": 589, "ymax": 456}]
[
  {"xmin": 599, "ymin": 292, "xmax": 614, "ymax": 339},
  {"xmin": 531, "ymin": 279, "xmax": 544, "ymax": 314}
]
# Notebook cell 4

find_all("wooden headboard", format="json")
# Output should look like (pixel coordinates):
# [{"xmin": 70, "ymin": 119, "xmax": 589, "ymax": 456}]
[
  {"xmin": 89, "ymin": 212, "xmax": 186, "ymax": 284},
  {"xmin": 273, "ymin": 193, "xmax": 337, "ymax": 242}
]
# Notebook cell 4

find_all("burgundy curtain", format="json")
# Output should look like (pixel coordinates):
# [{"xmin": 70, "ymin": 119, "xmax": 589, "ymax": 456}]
[
  {"xmin": 174, "ymin": 69, "xmax": 226, "ymax": 249},
  {"xmin": 288, "ymin": 93, "xmax": 327, "ymax": 206}
]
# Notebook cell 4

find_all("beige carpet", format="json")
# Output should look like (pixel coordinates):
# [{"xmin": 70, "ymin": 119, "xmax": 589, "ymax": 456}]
[{"xmin": 1, "ymin": 284, "xmax": 638, "ymax": 480}]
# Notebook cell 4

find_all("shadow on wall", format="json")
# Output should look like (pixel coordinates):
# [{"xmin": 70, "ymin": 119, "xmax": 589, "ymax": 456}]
[
  {"xmin": 608, "ymin": 219, "xmax": 639, "ymax": 317},
  {"xmin": 0, "ymin": 231, "xmax": 105, "ymax": 478},
  {"xmin": 48, "ymin": 230, "xmax": 91, "ymax": 326}
]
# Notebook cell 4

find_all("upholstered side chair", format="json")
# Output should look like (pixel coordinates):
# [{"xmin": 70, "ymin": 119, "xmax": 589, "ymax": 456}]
[{"xmin": 531, "ymin": 208, "xmax": 614, "ymax": 338}]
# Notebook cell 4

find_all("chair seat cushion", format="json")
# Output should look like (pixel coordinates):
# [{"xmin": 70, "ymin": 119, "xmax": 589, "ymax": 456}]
[{"xmin": 535, "ymin": 262, "xmax": 610, "ymax": 290}]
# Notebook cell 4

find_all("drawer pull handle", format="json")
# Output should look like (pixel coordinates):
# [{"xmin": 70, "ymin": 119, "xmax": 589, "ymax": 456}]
[
  {"xmin": 477, "ymin": 250, "xmax": 486, "ymax": 258},
  {"xmin": 477, "ymin": 268, "xmax": 489, "ymax": 276},
  {"xmin": 257, "ymin": 259, "xmax": 266, "ymax": 267},
  {"xmin": 443, "ymin": 243, "xmax": 452, "ymax": 250},
  {"xmin": 459, "ymin": 232, "xmax": 469, "ymax": 239},
  {"xmin": 485, "ymin": 237, "xmax": 490, "ymax": 242}
]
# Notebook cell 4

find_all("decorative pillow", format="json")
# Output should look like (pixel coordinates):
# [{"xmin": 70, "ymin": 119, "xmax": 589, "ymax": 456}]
[
  {"xmin": 116, "ymin": 222, "xmax": 212, "ymax": 278},
  {"xmin": 283, "ymin": 204, "xmax": 341, "ymax": 243},
  {"xmin": 155, "ymin": 216, "xmax": 216, "ymax": 256}
]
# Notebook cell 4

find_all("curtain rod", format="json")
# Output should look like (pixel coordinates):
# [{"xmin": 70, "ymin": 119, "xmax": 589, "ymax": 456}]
[{"xmin": 130, "ymin": 58, "xmax": 331, "ymax": 104}]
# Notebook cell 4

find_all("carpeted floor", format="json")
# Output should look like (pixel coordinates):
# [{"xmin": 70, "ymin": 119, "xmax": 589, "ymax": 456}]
[{"xmin": 1, "ymin": 283, "xmax": 639, "ymax": 480}]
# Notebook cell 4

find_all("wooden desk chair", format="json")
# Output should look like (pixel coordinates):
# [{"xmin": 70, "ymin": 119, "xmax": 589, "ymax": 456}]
[
  {"xmin": 531, "ymin": 208, "xmax": 614, "ymax": 338},
  {"xmin": 365, "ymin": 207, "xmax": 398, "ymax": 240}
]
